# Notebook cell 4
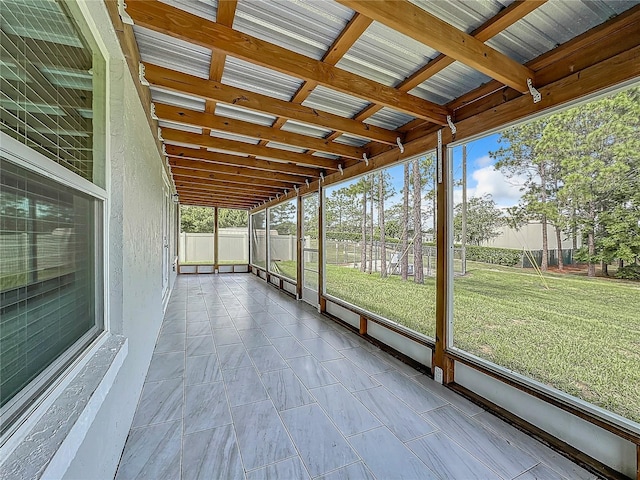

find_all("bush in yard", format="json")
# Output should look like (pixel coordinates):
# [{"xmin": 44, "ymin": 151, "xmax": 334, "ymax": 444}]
[
  {"xmin": 615, "ymin": 264, "xmax": 640, "ymax": 280},
  {"xmin": 465, "ymin": 245, "xmax": 522, "ymax": 266}
]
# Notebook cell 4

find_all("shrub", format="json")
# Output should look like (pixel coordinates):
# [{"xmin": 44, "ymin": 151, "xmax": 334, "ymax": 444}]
[
  {"xmin": 465, "ymin": 246, "xmax": 522, "ymax": 266},
  {"xmin": 615, "ymin": 264, "xmax": 640, "ymax": 281}
]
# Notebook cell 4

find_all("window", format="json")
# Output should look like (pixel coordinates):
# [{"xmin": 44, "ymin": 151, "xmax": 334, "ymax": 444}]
[
  {"xmin": 450, "ymin": 86, "xmax": 640, "ymax": 424},
  {"xmin": 323, "ymin": 153, "xmax": 438, "ymax": 338},
  {"xmin": 268, "ymin": 199, "xmax": 297, "ymax": 281},
  {"xmin": 218, "ymin": 208, "xmax": 249, "ymax": 264},
  {"xmin": 250, "ymin": 211, "xmax": 266, "ymax": 269},
  {"xmin": 0, "ymin": 0, "xmax": 105, "ymax": 433},
  {"xmin": 179, "ymin": 206, "xmax": 215, "ymax": 264}
]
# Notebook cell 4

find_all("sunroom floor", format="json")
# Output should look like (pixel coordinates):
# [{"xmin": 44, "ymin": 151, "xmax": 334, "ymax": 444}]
[{"xmin": 115, "ymin": 273, "xmax": 597, "ymax": 480}]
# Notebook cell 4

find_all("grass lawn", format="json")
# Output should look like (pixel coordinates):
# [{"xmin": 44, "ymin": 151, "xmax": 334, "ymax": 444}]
[{"xmin": 311, "ymin": 262, "xmax": 640, "ymax": 424}]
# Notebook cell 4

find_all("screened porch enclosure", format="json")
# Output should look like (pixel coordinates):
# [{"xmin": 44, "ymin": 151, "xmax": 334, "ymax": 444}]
[
  {"xmin": 1, "ymin": 0, "xmax": 638, "ymax": 479},
  {"xmin": 115, "ymin": 0, "xmax": 640, "ymax": 476}
]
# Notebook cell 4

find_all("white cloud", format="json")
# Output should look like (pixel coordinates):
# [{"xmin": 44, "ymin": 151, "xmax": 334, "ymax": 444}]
[
  {"xmin": 453, "ymin": 166, "xmax": 526, "ymax": 208},
  {"xmin": 474, "ymin": 155, "xmax": 493, "ymax": 167}
]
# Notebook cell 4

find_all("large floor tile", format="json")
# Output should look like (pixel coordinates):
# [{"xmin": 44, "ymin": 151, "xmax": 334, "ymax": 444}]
[
  {"xmin": 423, "ymin": 406, "xmax": 538, "ymax": 478},
  {"xmin": 238, "ymin": 328, "xmax": 271, "ymax": 348},
  {"xmin": 310, "ymin": 383, "xmax": 381, "ymax": 436},
  {"xmin": 186, "ymin": 354, "xmax": 222, "ymax": 385},
  {"xmin": 372, "ymin": 370, "xmax": 447, "ymax": 413},
  {"xmin": 212, "ymin": 327, "xmax": 242, "ymax": 346},
  {"xmin": 232, "ymin": 400, "xmax": 297, "ymax": 471},
  {"xmin": 340, "ymin": 347, "xmax": 394, "ymax": 375},
  {"xmin": 301, "ymin": 337, "xmax": 344, "ymax": 361},
  {"xmin": 261, "ymin": 368, "xmax": 315, "ymax": 411},
  {"xmin": 280, "ymin": 403, "xmax": 359, "ymax": 477},
  {"xmin": 321, "ymin": 358, "xmax": 379, "ymax": 392},
  {"xmin": 186, "ymin": 321, "xmax": 211, "ymax": 337},
  {"xmin": 155, "ymin": 333, "xmax": 185, "ymax": 354},
  {"xmin": 217, "ymin": 343, "xmax": 253, "ymax": 371},
  {"xmin": 287, "ymin": 355, "xmax": 338, "ymax": 389},
  {"xmin": 260, "ymin": 322, "xmax": 291, "ymax": 339},
  {"xmin": 472, "ymin": 411, "xmax": 596, "ymax": 480},
  {"xmin": 182, "ymin": 425, "xmax": 243, "ymax": 480},
  {"xmin": 348, "ymin": 427, "xmax": 439, "ymax": 480},
  {"xmin": 222, "ymin": 367, "xmax": 269, "ymax": 407},
  {"xmin": 407, "ymin": 432, "xmax": 501, "ymax": 480},
  {"xmin": 315, "ymin": 462, "xmax": 376, "ymax": 480},
  {"xmin": 186, "ymin": 335, "xmax": 216, "ymax": 357},
  {"xmin": 184, "ymin": 381, "xmax": 232, "ymax": 434},
  {"xmin": 247, "ymin": 345, "xmax": 288, "ymax": 373},
  {"xmin": 245, "ymin": 456, "xmax": 309, "ymax": 480},
  {"xmin": 411, "ymin": 374, "xmax": 485, "ymax": 417},
  {"xmin": 146, "ymin": 352, "xmax": 185, "ymax": 382},
  {"xmin": 354, "ymin": 386, "xmax": 436, "ymax": 442},
  {"xmin": 285, "ymin": 323, "xmax": 319, "ymax": 341},
  {"xmin": 115, "ymin": 420, "xmax": 182, "ymax": 480},
  {"xmin": 132, "ymin": 378, "xmax": 183, "ymax": 428},
  {"xmin": 270, "ymin": 336, "xmax": 310, "ymax": 359}
]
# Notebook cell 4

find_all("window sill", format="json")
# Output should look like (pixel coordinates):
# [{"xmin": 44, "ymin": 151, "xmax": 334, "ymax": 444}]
[{"xmin": 0, "ymin": 334, "xmax": 127, "ymax": 479}]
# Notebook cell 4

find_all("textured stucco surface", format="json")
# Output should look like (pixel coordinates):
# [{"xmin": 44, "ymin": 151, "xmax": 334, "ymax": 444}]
[
  {"xmin": 64, "ymin": 74, "xmax": 172, "ymax": 480},
  {"xmin": 0, "ymin": 2, "xmax": 164, "ymax": 478},
  {"xmin": 0, "ymin": 336, "xmax": 126, "ymax": 480}
]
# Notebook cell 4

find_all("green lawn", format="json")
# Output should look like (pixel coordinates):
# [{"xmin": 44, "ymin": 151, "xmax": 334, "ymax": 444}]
[{"xmin": 313, "ymin": 262, "xmax": 639, "ymax": 424}]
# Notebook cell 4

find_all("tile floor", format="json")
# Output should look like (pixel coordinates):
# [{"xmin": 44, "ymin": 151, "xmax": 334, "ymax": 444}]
[{"xmin": 115, "ymin": 274, "xmax": 598, "ymax": 480}]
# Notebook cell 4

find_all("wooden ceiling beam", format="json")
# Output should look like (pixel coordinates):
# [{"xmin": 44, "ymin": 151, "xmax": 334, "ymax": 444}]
[
  {"xmin": 177, "ymin": 187, "xmax": 271, "ymax": 203},
  {"xmin": 175, "ymin": 177, "xmax": 282, "ymax": 198},
  {"xmin": 179, "ymin": 197, "xmax": 255, "ymax": 209},
  {"xmin": 171, "ymin": 168, "xmax": 298, "ymax": 188},
  {"xmin": 145, "ymin": 63, "xmax": 397, "ymax": 145},
  {"xmin": 174, "ymin": 178, "xmax": 281, "ymax": 195},
  {"xmin": 257, "ymin": 13, "xmax": 374, "ymax": 151},
  {"xmin": 350, "ymin": 0, "xmax": 547, "ymax": 122},
  {"xmin": 155, "ymin": 103, "xmax": 363, "ymax": 159},
  {"xmin": 168, "ymin": 157, "xmax": 309, "ymax": 183},
  {"xmin": 162, "ymin": 128, "xmax": 338, "ymax": 170},
  {"xmin": 166, "ymin": 145, "xmax": 319, "ymax": 177},
  {"xmin": 177, "ymin": 191, "xmax": 263, "ymax": 204},
  {"xmin": 177, "ymin": 190, "xmax": 264, "ymax": 204},
  {"xmin": 337, "ymin": 0, "xmax": 535, "ymax": 93},
  {"xmin": 144, "ymin": 63, "xmax": 397, "ymax": 145},
  {"xmin": 126, "ymin": 0, "xmax": 449, "ymax": 124}
]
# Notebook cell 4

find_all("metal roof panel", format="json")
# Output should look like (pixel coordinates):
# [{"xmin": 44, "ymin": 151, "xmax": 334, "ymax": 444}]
[
  {"xmin": 221, "ymin": 56, "xmax": 303, "ymax": 101},
  {"xmin": 135, "ymin": 26, "xmax": 211, "ymax": 79},
  {"xmin": 302, "ymin": 85, "xmax": 370, "ymax": 118},
  {"xmin": 233, "ymin": 0, "xmax": 353, "ymax": 60}
]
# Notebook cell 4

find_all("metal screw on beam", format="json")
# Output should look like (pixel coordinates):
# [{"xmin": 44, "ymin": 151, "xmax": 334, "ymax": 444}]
[
  {"xmin": 362, "ymin": 153, "xmax": 369, "ymax": 166},
  {"xmin": 396, "ymin": 137, "xmax": 404, "ymax": 154}
]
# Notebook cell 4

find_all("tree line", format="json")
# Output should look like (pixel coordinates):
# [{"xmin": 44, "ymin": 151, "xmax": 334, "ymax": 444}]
[
  {"xmin": 325, "ymin": 153, "xmax": 437, "ymax": 284},
  {"xmin": 490, "ymin": 87, "xmax": 639, "ymax": 277}
]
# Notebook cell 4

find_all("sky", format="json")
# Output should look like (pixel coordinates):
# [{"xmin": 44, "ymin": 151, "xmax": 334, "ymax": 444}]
[{"xmin": 325, "ymin": 131, "xmax": 526, "ymax": 212}]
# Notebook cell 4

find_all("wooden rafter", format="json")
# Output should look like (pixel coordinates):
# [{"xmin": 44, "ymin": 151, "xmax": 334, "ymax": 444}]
[
  {"xmin": 257, "ymin": 13, "xmax": 373, "ymax": 150},
  {"xmin": 350, "ymin": 0, "xmax": 547, "ymax": 123},
  {"xmin": 174, "ymin": 178, "xmax": 282, "ymax": 195},
  {"xmin": 177, "ymin": 191, "xmax": 264, "ymax": 204},
  {"xmin": 144, "ymin": 63, "xmax": 397, "ymax": 145},
  {"xmin": 166, "ymin": 145, "xmax": 319, "ymax": 177},
  {"xmin": 155, "ymin": 103, "xmax": 363, "ymax": 159},
  {"xmin": 126, "ymin": 0, "xmax": 450, "ymax": 124},
  {"xmin": 169, "ymin": 157, "xmax": 310, "ymax": 184},
  {"xmin": 162, "ymin": 129, "xmax": 338, "ymax": 170},
  {"xmin": 337, "ymin": 0, "xmax": 535, "ymax": 93},
  {"xmin": 171, "ymin": 168, "xmax": 300, "ymax": 188}
]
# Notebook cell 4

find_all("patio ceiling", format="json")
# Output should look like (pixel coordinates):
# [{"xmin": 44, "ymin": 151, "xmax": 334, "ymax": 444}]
[{"xmin": 112, "ymin": 0, "xmax": 640, "ymax": 210}]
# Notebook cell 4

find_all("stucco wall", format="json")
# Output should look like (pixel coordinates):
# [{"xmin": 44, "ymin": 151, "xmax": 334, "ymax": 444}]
[{"xmin": 62, "ymin": 2, "xmax": 176, "ymax": 478}]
